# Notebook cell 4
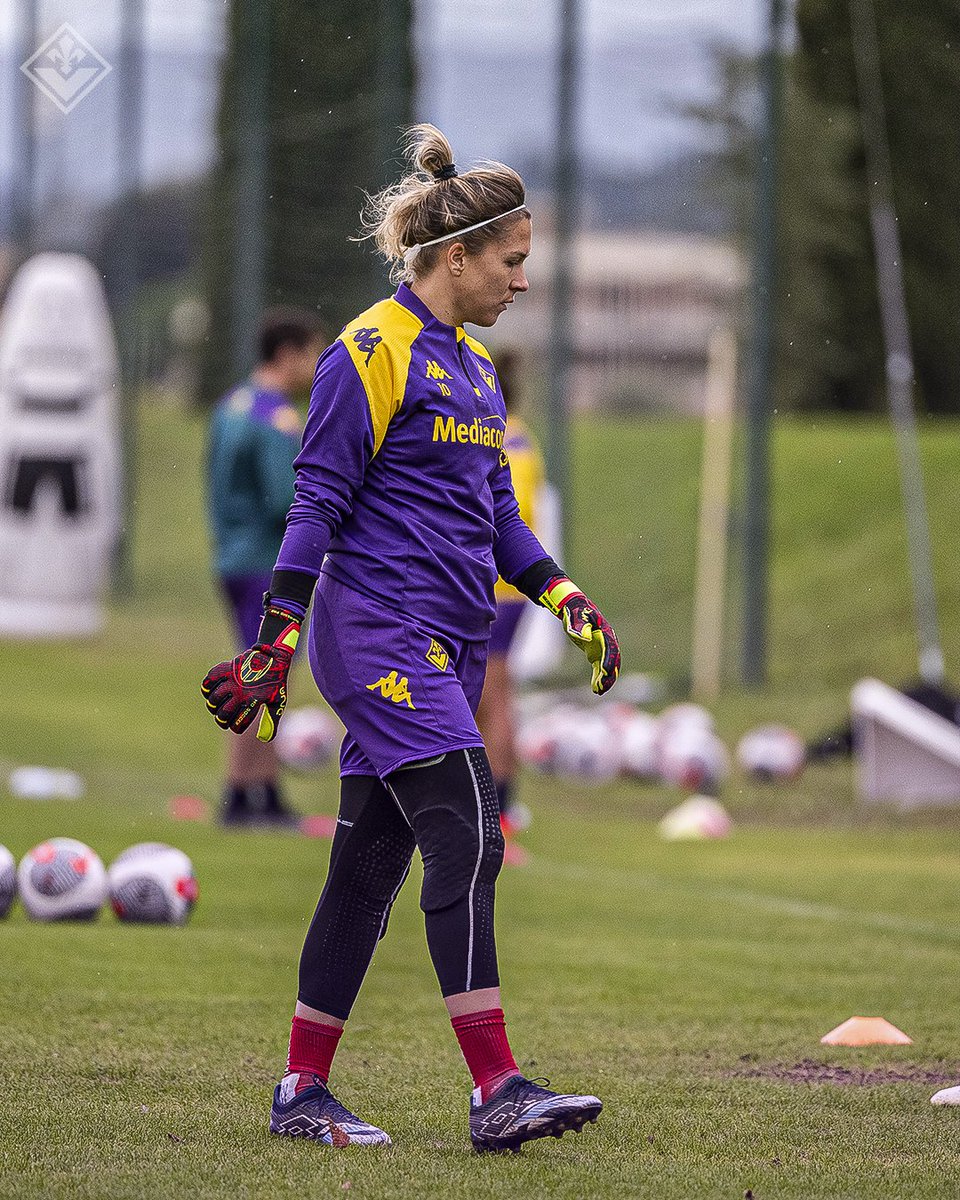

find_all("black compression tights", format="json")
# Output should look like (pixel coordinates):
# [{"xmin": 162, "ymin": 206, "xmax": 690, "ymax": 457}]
[{"xmin": 297, "ymin": 747, "xmax": 505, "ymax": 1020}]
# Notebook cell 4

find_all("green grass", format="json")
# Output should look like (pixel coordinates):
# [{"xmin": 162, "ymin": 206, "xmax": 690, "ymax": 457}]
[{"xmin": 2, "ymin": 402, "xmax": 960, "ymax": 1198}]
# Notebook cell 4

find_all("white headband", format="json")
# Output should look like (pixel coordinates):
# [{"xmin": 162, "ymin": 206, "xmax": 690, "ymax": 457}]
[{"xmin": 403, "ymin": 204, "xmax": 528, "ymax": 267}]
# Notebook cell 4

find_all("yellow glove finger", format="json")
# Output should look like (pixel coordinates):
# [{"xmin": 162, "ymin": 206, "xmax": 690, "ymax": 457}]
[
  {"xmin": 256, "ymin": 689, "xmax": 287, "ymax": 742},
  {"xmin": 257, "ymin": 704, "xmax": 277, "ymax": 742}
]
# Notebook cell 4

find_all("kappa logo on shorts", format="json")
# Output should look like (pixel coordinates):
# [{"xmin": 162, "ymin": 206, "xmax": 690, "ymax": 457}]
[
  {"xmin": 425, "ymin": 639, "xmax": 449, "ymax": 672},
  {"xmin": 366, "ymin": 670, "xmax": 416, "ymax": 709}
]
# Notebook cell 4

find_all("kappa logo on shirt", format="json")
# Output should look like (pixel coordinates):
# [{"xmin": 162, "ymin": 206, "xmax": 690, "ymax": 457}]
[
  {"xmin": 425, "ymin": 639, "xmax": 449, "ymax": 672},
  {"xmin": 352, "ymin": 327, "xmax": 382, "ymax": 365},
  {"xmin": 366, "ymin": 670, "xmax": 416, "ymax": 709},
  {"xmin": 425, "ymin": 360, "xmax": 452, "ymax": 381}
]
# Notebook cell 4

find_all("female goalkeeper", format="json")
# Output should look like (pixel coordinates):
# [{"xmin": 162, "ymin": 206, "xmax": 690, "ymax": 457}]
[{"xmin": 202, "ymin": 124, "xmax": 620, "ymax": 1153}]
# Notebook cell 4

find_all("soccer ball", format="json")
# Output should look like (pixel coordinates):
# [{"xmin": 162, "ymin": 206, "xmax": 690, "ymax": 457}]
[
  {"xmin": 659, "ymin": 795, "xmax": 733, "ymax": 841},
  {"xmin": 658, "ymin": 703, "xmax": 714, "ymax": 734},
  {"xmin": 515, "ymin": 708, "xmax": 564, "ymax": 772},
  {"xmin": 737, "ymin": 724, "xmax": 806, "ymax": 781},
  {"xmin": 550, "ymin": 709, "xmax": 622, "ymax": 782},
  {"xmin": 658, "ymin": 722, "xmax": 730, "ymax": 792},
  {"xmin": 0, "ymin": 845, "xmax": 16, "ymax": 918},
  {"xmin": 610, "ymin": 708, "xmax": 660, "ymax": 779},
  {"xmin": 108, "ymin": 842, "xmax": 198, "ymax": 925},
  {"xmin": 18, "ymin": 838, "xmax": 107, "ymax": 921},
  {"xmin": 516, "ymin": 704, "xmax": 621, "ymax": 781},
  {"xmin": 274, "ymin": 706, "xmax": 340, "ymax": 771}
]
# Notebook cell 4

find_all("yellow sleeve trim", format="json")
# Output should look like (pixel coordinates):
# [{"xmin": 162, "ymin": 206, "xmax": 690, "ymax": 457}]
[
  {"xmin": 340, "ymin": 299, "xmax": 423, "ymax": 455},
  {"xmin": 463, "ymin": 332, "xmax": 494, "ymax": 363}
]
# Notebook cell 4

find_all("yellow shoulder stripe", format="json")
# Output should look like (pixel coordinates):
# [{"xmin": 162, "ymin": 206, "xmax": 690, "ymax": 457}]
[
  {"xmin": 463, "ymin": 332, "xmax": 494, "ymax": 363},
  {"xmin": 340, "ymin": 299, "xmax": 423, "ymax": 454}
]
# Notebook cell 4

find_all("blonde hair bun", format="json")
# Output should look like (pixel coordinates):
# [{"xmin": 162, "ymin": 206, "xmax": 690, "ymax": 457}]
[{"xmin": 359, "ymin": 124, "xmax": 527, "ymax": 283}]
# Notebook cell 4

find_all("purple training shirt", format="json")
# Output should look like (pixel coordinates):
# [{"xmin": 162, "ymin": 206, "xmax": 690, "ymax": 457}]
[{"xmin": 275, "ymin": 284, "xmax": 547, "ymax": 641}]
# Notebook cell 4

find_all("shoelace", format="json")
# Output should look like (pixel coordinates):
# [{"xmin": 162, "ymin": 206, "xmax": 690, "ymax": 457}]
[
  {"xmin": 497, "ymin": 1075, "xmax": 555, "ymax": 1101},
  {"xmin": 522, "ymin": 1077, "xmax": 555, "ymax": 1097}
]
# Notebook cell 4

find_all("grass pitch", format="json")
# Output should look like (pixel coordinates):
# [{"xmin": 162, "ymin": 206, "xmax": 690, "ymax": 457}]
[{"xmin": 1, "ymin": 403, "xmax": 959, "ymax": 1198}]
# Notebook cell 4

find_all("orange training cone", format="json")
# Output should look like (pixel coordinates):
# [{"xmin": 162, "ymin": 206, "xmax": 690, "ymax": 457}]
[{"xmin": 820, "ymin": 1016, "xmax": 912, "ymax": 1046}]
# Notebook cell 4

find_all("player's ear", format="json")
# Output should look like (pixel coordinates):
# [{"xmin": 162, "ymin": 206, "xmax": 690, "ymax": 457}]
[{"xmin": 447, "ymin": 242, "xmax": 466, "ymax": 278}]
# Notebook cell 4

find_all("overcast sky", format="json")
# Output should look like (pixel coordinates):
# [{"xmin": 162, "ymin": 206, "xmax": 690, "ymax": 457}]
[
  {"xmin": 0, "ymin": 0, "xmax": 761, "ymax": 52},
  {"xmin": 0, "ymin": 0, "xmax": 770, "ymax": 208}
]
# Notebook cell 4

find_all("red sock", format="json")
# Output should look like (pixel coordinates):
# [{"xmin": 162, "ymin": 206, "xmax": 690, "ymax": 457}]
[
  {"xmin": 286, "ymin": 1016, "xmax": 343, "ymax": 1092},
  {"xmin": 451, "ymin": 1008, "xmax": 519, "ymax": 1102}
]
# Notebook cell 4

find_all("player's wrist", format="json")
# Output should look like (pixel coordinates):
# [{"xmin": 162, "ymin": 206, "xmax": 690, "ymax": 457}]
[
  {"xmin": 511, "ymin": 555, "xmax": 564, "ymax": 605},
  {"xmin": 267, "ymin": 567, "xmax": 317, "ymax": 613},
  {"xmin": 538, "ymin": 575, "xmax": 585, "ymax": 616},
  {"xmin": 257, "ymin": 568, "xmax": 315, "ymax": 651},
  {"xmin": 257, "ymin": 602, "xmax": 302, "ymax": 654}
]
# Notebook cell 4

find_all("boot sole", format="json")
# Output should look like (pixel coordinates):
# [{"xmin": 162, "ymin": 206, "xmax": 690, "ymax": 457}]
[{"xmin": 472, "ymin": 1102, "xmax": 602, "ymax": 1154}]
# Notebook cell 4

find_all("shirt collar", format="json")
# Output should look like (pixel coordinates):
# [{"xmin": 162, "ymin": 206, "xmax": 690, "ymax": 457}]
[{"xmin": 394, "ymin": 282, "xmax": 465, "ymax": 340}]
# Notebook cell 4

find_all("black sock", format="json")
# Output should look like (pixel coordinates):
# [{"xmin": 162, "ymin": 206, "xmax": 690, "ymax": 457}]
[
  {"xmin": 262, "ymin": 781, "xmax": 288, "ymax": 814},
  {"xmin": 223, "ymin": 784, "xmax": 250, "ymax": 816}
]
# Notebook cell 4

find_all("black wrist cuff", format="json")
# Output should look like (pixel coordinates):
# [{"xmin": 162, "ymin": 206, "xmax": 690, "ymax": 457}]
[
  {"xmin": 258, "ymin": 606, "xmax": 300, "ymax": 646},
  {"xmin": 267, "ymin": 568, "xmax": 318, "ymax": 612},
  {"xmin": 511, "ymin": 556, "xmax": 564, "ymax": 604}
]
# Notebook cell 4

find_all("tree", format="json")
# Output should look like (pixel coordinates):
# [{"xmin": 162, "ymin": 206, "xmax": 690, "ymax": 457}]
[
  {"xmin": 201, "ymin": 0, "xmax": 414, "ymax": 402},
  {"xmin": 795, "ymin": 0, "xmax": 960, "ymax": 413},
  {"xmin": 698, "ymin": 2, "xmax": 960, "ymax": 413}
]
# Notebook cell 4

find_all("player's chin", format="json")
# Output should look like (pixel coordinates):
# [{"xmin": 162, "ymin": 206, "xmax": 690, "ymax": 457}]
[{"xmin": 473, "ymin": 302, "xmax": 511, "ymax": 328}]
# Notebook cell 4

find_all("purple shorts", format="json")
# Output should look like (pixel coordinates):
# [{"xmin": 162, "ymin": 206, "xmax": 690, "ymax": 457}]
[
  {"xmin": 221, "ymin": 573, "xmax": 272, "ymax": 649},
  {"xmin": 488, "ymin": 599, "xmax": 525, "ymax": 656},
  {"xmin": 308, "ymin": 574, "xmax": 488, "ymax": 779}
]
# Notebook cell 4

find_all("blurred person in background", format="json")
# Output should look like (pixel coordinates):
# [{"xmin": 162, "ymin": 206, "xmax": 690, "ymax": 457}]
[
  {"xmin": 202, "ymin": 124, "xmax": 619, "ymax": 1152},
  {"xmin": 207, "ymin": 307, "xmax": 326, "ymax": 826},
  {"xmin": 474, "ymin": 349, "xmax": 544, "ymax": 839}
]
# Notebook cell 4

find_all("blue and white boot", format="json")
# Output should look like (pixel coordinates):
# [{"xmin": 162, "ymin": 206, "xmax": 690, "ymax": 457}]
[
  {"xmin": 270, "ymin": 1074, "xmax": 392, "ymax": 1146},
  {"xmin": 469, "ymin": 1074, "xmax": 602, "ymax": 1153}
]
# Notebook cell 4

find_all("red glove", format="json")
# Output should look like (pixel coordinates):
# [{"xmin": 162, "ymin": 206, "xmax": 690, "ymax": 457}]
[
  {"xmin": 539, "ymin": 576, "xmax": 621, "ymax": 695},
  {"xmin": 200, "ymin": 602, "xmax": 302, "ymax": 741}
]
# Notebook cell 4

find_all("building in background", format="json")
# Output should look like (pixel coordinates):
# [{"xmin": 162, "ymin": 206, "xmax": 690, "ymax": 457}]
[{"xmin": 488, "ymin": 222, "xmax": 744, "ymax": 414}]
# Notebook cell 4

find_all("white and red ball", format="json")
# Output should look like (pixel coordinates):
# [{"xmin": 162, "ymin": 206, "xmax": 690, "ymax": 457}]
[
  {"xmin": 17, "ymin": 838, "xmax": 107, "ymax": 921},
  {"xmin": 0, "ymin": 845, "xmax": 16, "ymax": 917},
  {"xmin": 658, "ymin": 722, "xmax": 730, "ymax": 792},
  {"xmin": 550, "ymin": 710, "xmax": 623, "ymax": 782},
  {"xmin": 613, "ymin": 709, "xmax": 660, "ymax": 779},
  {"xmin": 737, "ymin": 724, "xmax": 806, "ymax": 781},
  {"xmin": 274, "ymin": 706, "xmax": 340, "ymax": 771},
  {"xmin": 658, "ymin": 703, "xmax": 714, "ymax": 735},
  {"xmin": 659, "ymin": 795, "xmax": 733, "ymax": 841},
  {"xmin": 108, "ymin": 842, "xmax": 198, "ymax": 925},
  {"xmin": 515, "ymin": 704, "xmax": 579, "ymax": 774}
]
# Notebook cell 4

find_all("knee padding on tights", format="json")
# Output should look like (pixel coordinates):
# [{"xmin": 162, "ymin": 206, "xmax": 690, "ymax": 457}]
[
  {"xmin": 332, "ymin": 775, "xmax": 416, "ymax": 910},
  {"xmin": 387, "ymin": 747, "xmax": 504, "ymax": 914}
]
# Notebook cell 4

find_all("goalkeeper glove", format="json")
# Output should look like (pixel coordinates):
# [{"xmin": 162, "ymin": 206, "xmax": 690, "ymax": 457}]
[
  {"xmin": 200, "ymin": 599, "xmax": 302, "ymax": 742},
  {"xmin": 539, "ymin": 575, "xmax": 621, "ymax": 695}
]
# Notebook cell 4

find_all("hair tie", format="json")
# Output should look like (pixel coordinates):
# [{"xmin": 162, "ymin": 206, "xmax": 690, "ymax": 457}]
[{"xmin": 434, "ymin": 163, "xmax": 458, "ymax": 181}]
